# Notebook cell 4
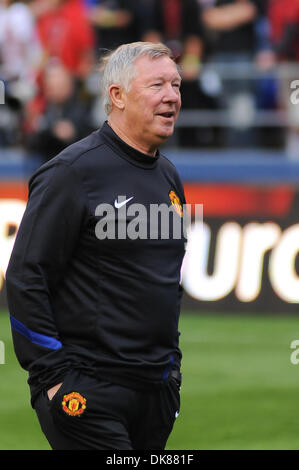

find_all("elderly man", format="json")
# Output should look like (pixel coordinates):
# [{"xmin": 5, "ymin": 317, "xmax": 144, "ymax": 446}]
[{"xmin": 6, "ymin": 42, "xmax": 186, "ymax": 450}]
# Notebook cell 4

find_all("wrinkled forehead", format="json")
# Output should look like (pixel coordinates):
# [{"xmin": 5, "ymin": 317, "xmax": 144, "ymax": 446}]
[{"xmin": 132, "ymin": 54, "xmax": 181, "ymax": 83}]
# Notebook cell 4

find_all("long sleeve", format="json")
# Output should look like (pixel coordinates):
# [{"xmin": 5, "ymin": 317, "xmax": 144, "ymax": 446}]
[{"xmin": 5, "ymin": 160, "xmax": 88, "ymax": 400}]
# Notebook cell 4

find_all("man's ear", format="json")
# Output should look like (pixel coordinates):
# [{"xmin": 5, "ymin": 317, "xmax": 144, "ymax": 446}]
[{"xmin": 109, "ymin": 84, "xmax": 125, "ymax": 111}]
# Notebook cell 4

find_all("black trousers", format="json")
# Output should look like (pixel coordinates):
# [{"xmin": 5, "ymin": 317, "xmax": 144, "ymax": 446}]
[{"xmin": 34, "ymin": 369, "xmax": 180, "ymax": 450}]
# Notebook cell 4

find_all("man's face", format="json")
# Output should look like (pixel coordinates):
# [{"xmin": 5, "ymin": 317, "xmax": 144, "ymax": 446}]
[{"xmin": 121, "ymin": 54, "xmax": 182, "ymax": 153}]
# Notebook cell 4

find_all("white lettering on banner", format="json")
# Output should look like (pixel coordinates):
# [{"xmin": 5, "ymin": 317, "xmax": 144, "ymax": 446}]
[
  {"xmin": 269, "ymin": 224, "xmax": 299, "ymax": 303},
  {"xmin": 236, "ymin": 222, "xmax": 281, "ymax": 302},
  {"xmin": 181, "ymin": 222, "xmax": 242, "ymax": 301},
  {"xmin": 1, "ymin": 199, "xmax": 299, "ymax": 305},
  {"xmin": 181, "ymin": 221, "xmax": 299, "ymax": 303},
  {"xmin": 0, "ymin": 200, "xmax": 26, "ymax": 290}
]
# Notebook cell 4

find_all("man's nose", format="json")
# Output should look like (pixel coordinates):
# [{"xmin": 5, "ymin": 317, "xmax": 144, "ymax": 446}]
[{"xmin": 162, "ymin": 83, "xmax": 180, "ymax": 103}]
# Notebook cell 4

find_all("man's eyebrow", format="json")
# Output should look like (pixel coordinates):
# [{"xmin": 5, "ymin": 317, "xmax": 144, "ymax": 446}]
[{"xmin": 148, "ymin": 75, "xmax": 182, "ymax": 82}]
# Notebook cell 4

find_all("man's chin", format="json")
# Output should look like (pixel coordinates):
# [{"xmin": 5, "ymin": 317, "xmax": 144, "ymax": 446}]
[{"xmin": 156, "ymin": 125, "xmax": 175, "ymax": 140}]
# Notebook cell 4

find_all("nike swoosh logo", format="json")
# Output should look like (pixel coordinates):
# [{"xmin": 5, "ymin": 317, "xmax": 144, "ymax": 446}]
[{"xmin": 114, "ymin": 196, "xmax": 134, "ymax": 209}]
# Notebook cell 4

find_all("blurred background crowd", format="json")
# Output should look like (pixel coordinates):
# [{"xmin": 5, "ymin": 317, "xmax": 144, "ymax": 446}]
[{"xmin": 1, "ymin": 0, "xmax": 299, "ymax": 163}]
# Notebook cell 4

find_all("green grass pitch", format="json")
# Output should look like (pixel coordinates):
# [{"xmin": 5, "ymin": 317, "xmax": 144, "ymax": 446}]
[{"xmin": 0, "ymin": 310, "xmax": 298, "ymax": 450}]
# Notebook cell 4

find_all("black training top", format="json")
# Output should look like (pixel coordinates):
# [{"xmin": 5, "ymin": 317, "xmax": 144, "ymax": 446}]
[{"xmin": 6, "ymin": 122, "xmax": 187, "ymax": 406}]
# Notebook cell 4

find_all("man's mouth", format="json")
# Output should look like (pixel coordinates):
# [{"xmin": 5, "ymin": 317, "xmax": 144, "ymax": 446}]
[{"xmin": 157, "ymin": 112, "xmax": 175, "ymax": 119}]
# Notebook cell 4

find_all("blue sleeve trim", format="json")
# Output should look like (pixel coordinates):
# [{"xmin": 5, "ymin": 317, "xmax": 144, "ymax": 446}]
[
  {"xmin": 162, "ymin": 354, "xmax": 175, "ymax": 380},
  {"xmin": 10, "ymin": 314, "xmax": 63, "ymax": 351}
]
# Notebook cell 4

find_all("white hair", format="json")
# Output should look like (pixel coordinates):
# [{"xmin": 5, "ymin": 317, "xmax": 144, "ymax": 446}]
[{"xmin": 100, "ymin": 41, "xmax": 175, "ymax": 115}]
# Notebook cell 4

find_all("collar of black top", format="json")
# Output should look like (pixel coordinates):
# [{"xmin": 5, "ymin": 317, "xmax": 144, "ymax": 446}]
[{"xmin": 99, "ymin": 121, "xmax": 160, "ymax": 169}]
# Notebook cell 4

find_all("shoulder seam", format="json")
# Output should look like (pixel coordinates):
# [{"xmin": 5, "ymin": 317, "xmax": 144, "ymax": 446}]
[
  {"xmin": 159, "ymin": 153, "xmax": 177, "ymax": 170},
  {"xmin": 56, "ymin": 158, "xmax": 92, "ymax": 219},
  {"xmin": 61, "ymin": 141, "xmax": 106, "ymax": 167}
]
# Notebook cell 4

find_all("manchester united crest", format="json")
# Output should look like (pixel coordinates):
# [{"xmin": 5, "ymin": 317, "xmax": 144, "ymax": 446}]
[
  {"xmin": 62, "ymin": 392, "xmax": 87, "ymax": 416},
  {"xmin": 169, "ymin": 190, "xmax": 183, "ymax": 217}
]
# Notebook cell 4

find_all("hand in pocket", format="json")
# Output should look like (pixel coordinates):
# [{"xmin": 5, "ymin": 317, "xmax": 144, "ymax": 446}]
[{"xmin": 47, "ymin": 382, "xmax": 63, "ymax": 401}]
